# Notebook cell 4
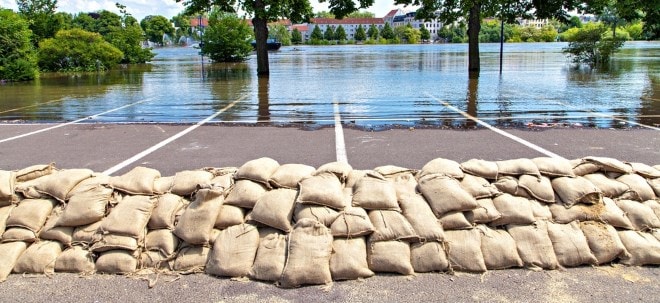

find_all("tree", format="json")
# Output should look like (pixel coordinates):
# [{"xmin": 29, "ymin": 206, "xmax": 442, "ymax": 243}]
[
  {"xmin": 291, "ymin": 28, "xmax": 303, "ymax": 44},
  {"xmin": 324, "ymin": 25, "xmax": 335, "ymax": 40},
  {"xmin": 335, "ymin": 25, "xmax": 347, "ymax": 40},
  {"xmin": 420, "ymin": 23, "xmax": 431, "ymax": 41},
  {"xmin": 310, "ymin": 24, "xmax": 324, "ymax": 41},
  {"xmin": 355, "ymin": 24, "xmax": 367, "ymax": 41},
  {"xmin": 269, "ymin": 24, "xmax": 292, "ymax": 46},
  {"xmin": 316, "ymin": 10, "xmax": 334, "ymax": 18},
  {"xmin": 367, "ymin": 24, "xmax": 379, "ymax": 39},
  {"xmin": 563, "ymin": 22, "xmax": 624, "ymax": 65},
  {"xmin": 38, "ymin": 28, "xmax": 124, "ymax": 72},
  {"xmin": 141, "ymin": 15, "xmax": 175, "ymax": 45},
  {"xmin": 0, "ymin": 8, "xmax": 39, "ymax": 81},
  {"xmin": 201, "ymin": 11, "xmax": 253, "ymax": 62},
  {"xmin": 108, "ymin": 3, "xmax": 155, "ymax": 64},
  {"xmin": 381, "ymin": 22, "xmax": 394, "ymax": 40},
  {"xmin": 16, "ymin": 0, "xmax": 59, "ymax": 45},
  {"xmin": 171, "ymin": 12, "xmax": 193, "ymax": 45},
  {"xmin": 347, "ymin": 10, "xmax": 375, "ymax": 18}
]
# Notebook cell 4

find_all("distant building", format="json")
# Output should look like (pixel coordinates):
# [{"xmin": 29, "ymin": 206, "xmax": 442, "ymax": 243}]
[
  {"xmin": 300, "ymin": 18, "xmax": 385, "ymax": 41},
  {"xmin": 390, "ymin": 10, "xmax": 443, "ymax": 41},
  {"xmin": 518, "ymin": 18, "xmax": 550, "ymax": 28}
]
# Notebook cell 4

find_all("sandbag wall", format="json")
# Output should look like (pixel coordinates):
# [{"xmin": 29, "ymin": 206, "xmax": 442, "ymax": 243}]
[{"xmin": 0, "ymin": 157, "xmax": 659, "ymax": 287}]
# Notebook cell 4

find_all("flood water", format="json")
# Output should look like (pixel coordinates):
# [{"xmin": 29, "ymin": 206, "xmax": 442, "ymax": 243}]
[{"xmin": 1, "ymin": 42, "xmax": 658, "ymax": 129}]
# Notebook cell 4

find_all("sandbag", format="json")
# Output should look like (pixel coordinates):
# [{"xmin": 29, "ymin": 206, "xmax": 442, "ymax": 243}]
[
  {"xmin": 470, "ymin": 198, "xmax": 502, "ymax": 224},
  {"xmin": 15, "ymin": 163, "xmax": 55, "ymax": 182},
  {"xmin": 330, "ymin": 237, "xmax": 374, "ymax": 280},
  {"xmin": 477, "ymin": 225, "xmax": 523, "ymax": 270},
  {"xmin": 399, "ymin": 193, "xmax": 445, "ymax": 241},
  {"xmin": 496, "ymin": 158, "xmax": 540, "ymax": 177},
  {"xmin": 418, "ymin": 174, "xmax": 478, "ymax": 217},
  {"xmin": 507, "ymin": 221, "xmax": 559, "ymax": 270},
  {"xmin": 54, "ymin": 246, "xmax": 96, "ymax": 273},
  {"xmin": 173, "ymin": 245, "xmax": 210, "ymax": 272},
  {"xmin": 582, "ymin": 156, "xmax": 633, "ymax": 174},
  {"xmin": 384, "ymin": 170, "xmax": 418, "ymax": 197},
  {"xmin": 618, "ymin": 230, "xmax": 660, "ymax": 266},
  {"xmin": 615, "ymin": 199, "xmax": 660, "ymax": 231},
  {"xmin": 331, "ymin": 206, "xmax": 374, "ymax": 237},
  {"xmin": 278, "ymin": 218, "xmax": 333, "ymax": 288},
  {"xmin": 551, "ymin": 176, "xmax": 602, "ymax": 208},
  {"xmin": 90, "ymin": 234, "xmax": 140, "ymax": 252},
  {"xmin": 140, "ymin": 251, "xmax": 171, "ymax": 270},
  {"xmin": 601, "ymin": 198, "xmax": 635, "ymax": 230},
  {"xmin": 297, "ymin": 173, "xmax": 345, "ymax": 209},
  {"xmin": 439, "ymin": 211, "xmax": 474, "ymax": 230},
  {"xmin": 444, "ymin": 229, "xmax": 487, "ymax": 273},
  {"xmin": 148, "ymin": 194, "xmax": 187, "ymax": 230},
  {"xmin": 571, "ymin": 159, "xmax": 601, "ymax": 176},
  {"xmin": 6, "ymin": 198, "xmax": 56, "ymax": 233},
  {"xmin": 314, "ymin": 162, "xmax": 353, "ymax": 183},
  {"xmin": 460, "ymin": 174, "xmax": 500, "ymax": 199},
  {"xmin": 460, "ymin": 159, "xmax": 498, "ymax": 180},
  {"xmin": 57, "ymin": 184, "xmax": 113, "ymax": 227},
  {"xmin": 153, "ymin": 176, "xmax": 174, "ymax": 194},
  {"xmin": 208, "ymin": 167, "xmax": 237, "ymax": 189},
  {"xmin": 0, "ymin": 205, "xmax": 15, "ymax": 236},
  {"xmin": 419, "ymin": 158, "xmax": 464, "ymax": 179},
  {"xmin": 214, "ymin": 204, "xmax": 246, "ymax": 229},
  {"xmin": 174, "ymin": 187, "xmax": 224, "ymax": 245},
  {"xmin": 0, "ymin": 241, "xmax": 27, "ymax": 282},
  {"xmin": 171, "ymin": 170, "xmax": 214, "ymax": 196},
  {"xmin": 529, "ymin": 200, "xmax": 553, "ymax": 221},
  {"xmin": 648, "ymin": 177, "xmax": 660, "ymax": 197},
  {"xmin": 248, "ymin": 188, "xmax": 298, "ymax": 232},
  {"xmin": 293, "ymin": 203, "xmax": 339, "ymax": 227},
  {"xmin": 493, "ymin": 176, "xmax": 530, "ymax": 199},
  {"xmin": 13, "ymin": 240, "xmax": 63, "ymax": 274},
  {"xmin": 367, "ymin": 240, "xmax": 414, "ymax": 275},
  {"xmin": 549, "ymin": 202, "xmax": 604, "ymax": 224},
  {"xmin": 100, "ymin": 195, "xmax": 156, "ymax": 238},
  {"xmin": 643, "ymin": 200, "xmax": 660, "ymax": 219},
  {"xmin": 3, "ymin": 228, "xmax": 39, "ymax": 243},
  {"xmin": 72, "ymin": 221, "xmax": 102, "ymax": 244},
  {"xmin": 374, "ymin": 165, "xmax": 417, "ymax": 178},
  {"xmin": 0, "ymin": 170, "xmax": 17, "ymax": 206},
  {"xmin": 546, "ymin": 222, "xmax": 598, "ymax": 267},
  {"xmin": 224, "ymin": 180, "xmax": 267, "ymax": 209},
  {"xmin": 628, "ymin": 162, "xmax": 660, "ymax": 179},
  {"xmin": 345, "ymin": 170, "xmax": 367, "ymax": 189},
  {"xmin": 17, "ymin": 169, "xmax": 93, "ymax": 202},
  {"xmin": 490, "ymin": 194, "xmax": 536, "ymax": 226},
  {"xmin": 234, "ymin": 157, "xmax": 280, "ymax": 186},
  {"xmin": 206, "ymin": 224, "xmax": 259, "ymax": 278},
  {"xmin": 351, "ymin": 172, "xmax": 399, "ymax": 211},
  {"xmin": 109, "ymin": 167, "xmax": 160, "ymax": 195},
  {"xmin": 145, "ymin": 229, "xmax": 179, "ymax": 256},
  {"xmin": 268, "ymin": 164, "xmax": 315, "ymax": 189},
  {"xmin": 583, "ymin": 173, "xmax": 630, "ymax": 198},
  {"xmin": 518, "ymin": 175, "xmax": 555, "ymax": 203},
  {"xmin": 532, "ymin": 157, "xmax": 575, "ymax": 178},
  {"xmin": 249, "ymin": 228, "xmax": 287, "ymax": 282},
  {"xmin": 579, "ymin": 221, "xmax": 628, "ymax": 265},
  {"xmin": 95, "ymin": 250, "xmax": 138, "ymax": 274},
  {"xmin": 66, "ymin": 175, "xmax": 111, "ymax": 199},
  {"xmin": 39, "ymin": 207, "xmax": 73, "ymax": 246},
  {"xmin": 617, "ymin": 174, "xmax": 656, "ymax": 201},
  {"xmin": 368, "ymin": 210, "xmax": 418, "ymax": 242},
  {"xmin": 410, "ymin": 241, "xmax": 450, "ymax": 273}
]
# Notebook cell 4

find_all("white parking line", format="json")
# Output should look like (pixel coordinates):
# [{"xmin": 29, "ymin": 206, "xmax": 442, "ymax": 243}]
[
  {"xmin": 333, "ymin": 100, "xmax": 348, "ymax": 164},
  {"xmin": 426, "ymin": 93, "xmax": 565, "ymax": 159},
  {"xmin": 102, "ymin": 97, "xmax": 245, "ymax": 176},
  {"xmin": 0, "ymin": 98, "xmax": 153, "ymax": 144}
]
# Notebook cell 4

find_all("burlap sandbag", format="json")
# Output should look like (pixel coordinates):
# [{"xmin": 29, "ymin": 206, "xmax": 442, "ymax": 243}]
[
  {"xmin": 0, "ymin": 241, "xmax": 27, "ymax": 282},
  {"xmin": 54, "ymin": 246, "xmax": 96, "ymax": 273},
  {"xmin": 385, "ymin": 170, "xmax": 418, "ymax": 198},
  {"xmin": 618, "ymin": 230, "xmax": 660, "ymax": 266},
  {"xmin": 234, "ymin": 157, "xmax": 280, "ymax": 186},
  {"xmin": 0, "ymin": 170, "xmax": 17, "ymax": 206},
  {"xmin": 418, "ymin": 174, "xmax": 479, "ymax": 217},
  {"xmin": 643, "ymin": 200, "xmax": 660, "ymax": 219},
  {"xmin": 57, "ymin": 184, "xmax": 113, "ymax": 227},
  {"xmin": 100, "ymin": 195, "xmax": 156, "ymax": 238},
  {"xmin": 6, "ymin": 198, "xmax": 56, "ymax": 233},
  {"xmin": 493, "ymin": 176, "xmax": 530, "ymax": 199},
  {"xmin": 628, "ymin": 162, "xmax": 660, "ymax": 179},
  {"xmin": 174, "ymin": 187, "xmax": 224, "ymax": 245},
  {"xmin": 145, "ymin": 229, "xmax": 179, "ymax": 256},
  {"xmin": 532, "ymin": 157, "xmax": 575, "ymax": 178},
  {"xmin": 344, "ymin": 169, "xmax": 367, "ymax": 189},
  {"xmin": 469, "ymin": 198, "xmax": 502, "ymax": 224},
  {"xmin": 153, "ymin": 176, "xmax": 174, "ymax": 194},
  {"xmin": 0, "ymin": 205, "xmax": 15, "ymax": 236},
  {"xmin": 583, "ymin": 173, "xmax": 630, "ymax": 198},
  {"xmin": 549, "ymin": 202, "xmax": 604, "ymax": 224},
  {"xmin": 367, "ymin": 240, "xmax": 414, "ymax": 275},
  {"xmin": 72, "ymin": 221, "xmax": 102, "ymax": 244},
  {"xmin": 551, "ymin": 176, "xmax": 602, "ymax": 208},
  {"xmin": 90, "ymin": 233, "xmax": 140, "ymax": 252},
  {"xmin": 368, "ymin": 210, "xmax": 419, "ymax": 242},
  {"xmin": 171, "ymin": 170, "xmax": 214, "ymax": 196},
  {"xmin": 601, "ymin": 198, "xmax": 635, "ymax": 230},
  {"xmin": 205, "ymin": 167, "xmax": 237, "ymax": 188},
  {"xmin": 582, "ymin": 156, "xmax": 633, "ymax": 174},
  {"xmin": 460, "ymin": 159, "xmax": 498, "ymax": 180},
  {"xmin": 173, "ymin": 245, "xmax": 210, "ymax": 272},
  {"xmin": 399, "ymin": 193, "xmax": 445, "ymax": 241},
  {"xmin": 439, "ymin": 211, "xmax": 474, "ymax": 230},
  {"xmin": 140, "ymin": 250, "xmax": 171, "ymax": 270},
  {"xmin": 279, "ymin": 218, "xmax": 333, "ymax": 288},
  {"xmin": 615, "ymin": 199, "xmax": 660, "ymax": 231},
  {"xmin": 460, "ymin": 174, "xmax": 500, "ymax": 199},
  {"xmin": 419, "ymin": 158, "xmax": 464, "ymax": 179},
  {"xmin": 17, "ymin": 169, "xmax": 94, "ymax": 202},
  {"xmin": 410, "ymin": 241, "xmax": 450, "ymax": 273},
  {"xmin": 352, "ymin": 172, "xmax": 400, "ymax": 211},
  {"xmin": 570, "ymin": 159, "xmax": 599, "ymax": 176},
  {"xmin": 248, "ymin": 188, "xmax": 298, "ymax": 232},
  {"xmin": 293, "ymin": 203, "xmax": 339, "ymax": 227},
  {"xmin": 2, "ymin": 227, "xmax": 39, "ymax": 242},
  {"xmin": 249, "ymin": 228, "xmax": 287, "ymax": 282},
  {"xmin": 15, "ymin": 163, "xmax": 55, "ymax": 183},
  {"xmin": 314, "ymin": 162, "xmax": 353, "ymax": 183},
  {"xmin": 206, "ymin": 224, "xmax": 259, "ymax": 278},
  {"xmin": 477, "ymin": 225, "xmax": 523, "ymax": 270},
  {"xmin": 66, "ymin": 174, "xmax": 111, "ymax": 199},
  {"xmin": 96, "ymin": 250, "xmax": 138, "ymax": 274},
  {"xmin": 490, "ymin": 194, "xmax": 536, "ymax": 226},
  {"xmin": 530, "ymin": 200, "xmax": 553, "ymax": 221},
  {"xmin": 268, "ymin": 164, "xmax": 315, "ymax": 189},
  {"xmin": 214, "ymin": 204, "xmax": 246, "ymax": 229},
  {"xmin": 297, "ymin": 173, "xmax": 345, "ymax": 209},
  {"xmin": 518, "ymin": 175, "xmax": 555, "ymax": 203},
  {"xmin": 444, "ymin": 229, "xmax": 487, "ymax": 273},
  {"xmin": 40, "ymin": 207, "xmax": 73, "ymax": 246},
  {"xmin": 331, "ymin": 206, "xmax": 374, "ymax": 237},
  {"xmin": 330, "ymin": 237, "xmax": 374, "ymax": 280},
  {"xmin": 648, "ymin": 177, "xmax": 660, "ymax": 198},
  {"xmin": 579, "ymin": 221, "xmax": 629, "ymax": 265},
  {"xmin": 148, "ymin": 194, "xmax": 187, "ymax": 230},
  {"xmin": 617, "ymin": 174, "xmax": 656, "ymax": 201},
  {"xmin": 109, "ymin": 166, "xmax": 160, "ymax": 195},
  {"xmin": 496, "ymin": 158, "xmax": 540, "ymax": 177},
  {"xmin": 546, "ymin": 221, "xmax": 598, "ymax": 267},
  {"xmin": 507, "ymin": 221, "xmax": 559, "ymax": 270},
  {"xmin": 374, "ymin": 165, "xmax": 417, "ymax": 178},
  {"xmin": 224, "ymin": 180, "xmax": 267, "ymax": 209},
  {"xmin": 13, "ymin": 240, "xmax": 63, "ymax": 274}
]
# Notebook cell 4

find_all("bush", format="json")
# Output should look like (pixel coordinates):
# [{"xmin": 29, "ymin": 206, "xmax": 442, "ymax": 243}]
[
  {"xmin": 38, "ymin": 29, "xmax": 124, "ymax": 72},
  {"xmin": 201, "ymin": 12, "xmax": 253, "ymax": 62},
  {"xmin": 0, "ymin": 9, "xmax": 39, "ymax": 81},
  {"xmin": 562, "ymin": 23, "xmax": 625, "ymax": 65}
]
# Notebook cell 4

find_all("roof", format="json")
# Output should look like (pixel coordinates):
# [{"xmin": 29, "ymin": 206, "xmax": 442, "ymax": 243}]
[
  {"xmin": 291, "ymin": 24, "xmax": 309, "ymax": 31},
  {"xmin": 310, "ymin": 18, "xmax": 384, "ymax": 25},
  {"xmin": 384, "ymin": 9, "xmax": 399, "ymax": 18},
  {"xmin": 190, "ymin": 18, "xmax": 208, "ymax": 27}
]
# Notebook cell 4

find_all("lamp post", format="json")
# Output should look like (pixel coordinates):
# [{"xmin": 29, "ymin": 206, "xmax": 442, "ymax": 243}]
[{"xmin": 198, "ymin": 15, "xmax": 205, "ymax": 78}]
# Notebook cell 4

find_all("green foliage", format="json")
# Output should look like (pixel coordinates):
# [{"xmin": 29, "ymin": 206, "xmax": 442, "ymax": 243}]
[
  {"xmin": 171, "ymin": 12, "xmax": 193, "ymax": 45},
  {"xmin": 310, "ymin": 24, "xmax": 323, "ymax": 40},
  {"xmin": 624, "ymin": 22, "xmax": 644, "ymax": 40},
  {"xmin": 0, "ymin": 9, "xmax": 39, "ymax": 81},
  {"xmin": 316, "ymin": 10, "xmax": 334, "ymax": 18},
  {"xmin": 140, "ymin": 15, "xmax": 175, "ymax": 45},
  {"xmin": 335, "ymin": 25, "xmax": 347, "ymax": 41},
  {"xmin": 72, "ymin": 13, "xmax": 97, "ymax": 32},
  {"xmin": 419, "ymin": 23, "xmax": 431, "ymax": 41},
  {"xmin": 269, "ymin": 24, "xmax": 292, "ymax": 46},
  {"xmin": 563, "ymin": 23, "xmax": 625, "ymax": 65},
  {"xmin": 38, "ymin": 28, "xmax": 124, "ymax": 72},
  {"xmin": 394, "ymin": 25, "xmax": 420, "ymax": 44},
  {"xmin": 201, "ymin": 12, "xmax": 253, "ymax": 62},
  {"xmin": 324, "ymin": 26, "xmax": 335, "ymax": 40},
  {"xmin": 291, "ymin": 28, "xmax": 303, "ymax": 44},
  {"xmin": 367, "ymin": 24, "xmax": 379, "ymax": 39},
  {"xmin": 105, "ymin": 21, "xmax": 154, "ymax": 64},
  {"xmin": 16, "ymin": 0, "xmax": 61, "ymax": 45},
  {"xmin": 380, "ymin": 22, "xmax": 394, "ymax": 40},
  {"xmin": 347, "ymin": 10, "xmax": 374, "ymax": 18},
  {"xmin": 354, "ymin": 24, "xmax": 366, "ymax": 41},
  {"xmin": 438, "ymin": 24, "xmax": 466, "ymax": 43}
]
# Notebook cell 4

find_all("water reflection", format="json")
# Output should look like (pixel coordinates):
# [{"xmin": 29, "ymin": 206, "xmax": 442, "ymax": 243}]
[
  {"xmin": 466, "ymin": 72, "xmax": 479, "ymax": 128},
  {"xmin": 257, "ymin": 76, "xmax": 270, "ymax": 122}
]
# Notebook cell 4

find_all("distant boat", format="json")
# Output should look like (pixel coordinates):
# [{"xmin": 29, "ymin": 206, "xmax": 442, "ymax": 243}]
[{"xmin": 252, "ymin": 38, "xmax": 282, "ymax": 51}]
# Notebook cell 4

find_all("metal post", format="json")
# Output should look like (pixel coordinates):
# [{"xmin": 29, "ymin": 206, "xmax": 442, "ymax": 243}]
[
  {"xmin": 499, "ymin": 6, "xmax": 504, "ymax": 75},
  {"xmin": 199, "ymin": 15, "xmax": 205, "ymax": 79}
]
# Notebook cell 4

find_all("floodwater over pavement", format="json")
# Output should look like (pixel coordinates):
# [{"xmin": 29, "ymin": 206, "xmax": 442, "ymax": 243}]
[{"xmin": 0, "ymin": 42, "xmax": 658, "ymax": 129}]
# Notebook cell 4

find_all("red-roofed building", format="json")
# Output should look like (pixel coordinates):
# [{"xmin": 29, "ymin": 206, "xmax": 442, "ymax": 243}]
[{"xmin": 298, "ymin": 17, "xmax": 385, "ymax": 41}]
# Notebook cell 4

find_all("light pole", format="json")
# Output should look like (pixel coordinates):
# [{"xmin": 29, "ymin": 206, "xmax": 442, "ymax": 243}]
[{"xmin": 198, "ymin": 15, "xmax": 205, "ymax": 78}]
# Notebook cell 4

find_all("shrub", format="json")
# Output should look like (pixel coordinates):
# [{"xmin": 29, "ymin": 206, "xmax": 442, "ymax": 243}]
[
  {"xmin": 38, "ymin": 29, "xmax": 124, "ymax": 72},
  {"xmin": 562, "ymin": 23, "xmax": 625, "ymax": 65},
  {"xmin": 0, "ymin": 9, "xmax": 39, "ymax": 81}
]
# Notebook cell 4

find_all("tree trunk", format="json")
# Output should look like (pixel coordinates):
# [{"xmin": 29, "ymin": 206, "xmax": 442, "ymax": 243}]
[
  {"xmin": 253, "ymin": 0, "xmax": 269, "ymax": 76},
  {"xmin": 467, "ymin": 2, "xmax": 481, "ymax": 75}
]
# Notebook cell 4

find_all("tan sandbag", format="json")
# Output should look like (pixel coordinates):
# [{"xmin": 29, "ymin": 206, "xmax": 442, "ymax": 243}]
[
  {"xmin": 532, "ymin": 157, "xmax": 575, "ymax": 178},
  {"xmin": 6, "ymin": 198, "xmax": 56, "ymax": 233},
  {"xmin": 248, "ymin": 188, "xmax": 297, "ymax": 232},
  {"xmin": 582, "ymin": 156, "xmax": 633, "ymax": 174},
  {"xmin": 314, "ymin": 161, "xmax": 353, "ymax": 183},
  {"xmin": 529, "ymin": 200, "xmax": 553, "ymax": 221},
  {"xmin": 145, "ymin": 229, "xmax": 179, "ymax": 256},
  {"xmin": 615, "ymin": 199, "xmax": 660, "ymax": 231},
  {"xmin": 579, "ymin": 221, "xmax": 628, "ymax": 265},
  {"xmin": 583, "ymin": 173, "xmax": 630, "ymax": 198},
  {"xmin": 627, "ymin": 162, "xmax": 660, "ymax": 179},
  {"xmin": 444, "ymin": 229, "xmax": 487, "ymax": 273},
  {"xmin": 249, "ymin": 228, "xmax": 286, "ymax": 282},
  {"xmin": 374, "ymin": 165, "xmax": 417, "ymax": 178},
  {"xmin": 490, "ymin": 194, "xmax": 536, "ymax": 226},
  {"xmin": 39, "ymin": 207, "xmax": 73, "ymax": 246},
  {"xmin": 209, "ymin": 229, "xmax": 221, "ymax": 245},
  {"xmin": 460, "ymin": 174, "xmax": 500, "ymax": 199},
  {"xmin": 214, "ymin": 204, "xmax": 246, "ymax": 229},
  {"xmin": 0, "ymin": 241, "xmax": 27, "ymax": 282},
  {"xmin": 15, "ymin": 163, "xmax": 55, "ymax": 182},
  {"xmin": 268, "ymin": 164, "xmax": 315, "ymax": 189},
  {"xmin": 352, "ymin": 171, "xmax": 399, "ymax": 211},
  {"xmin": 367, "ymin": 240, "xmax": 414, "ymax": 275},
  {"xmin": 551, "ymin": 176, "xmax": 602, "ymax": 208},
  {"xmin": 368, "ymin": 210, "xmax": 419, "ymax": 242},
  {"xmin": 90, "ymin": 234, "xmax": 140, "ymax": 252},
  {"xmin": 279, "ymin": 218, "xmax": 333, "ymax": 288},
  {"xmin": 170, "ymin": 170, "xmax": 214, "ymax": 196},
  {"xmin": 386, "ymin": 171, "xmax": 418, "ymax": 197},
  {"xmin": 0, "ymin": 170, "xmax": 17, "ymax": 206},
  {"xmin": 293, "ymin": 203, "xmax": 339, "ymax": 227},
  {"xmin": 549, "ymin": 202, "xmax": 604, "ymax": 224},
  {"xmin": 234, "ymin": 157, "xmax": 280, "ymax": 186},
  {"xmin": 477, "ymin": 225, "xmax": 523, "ymax": 270},
  {"xmin": 206, "ymin": 224, "xmax": 259, "ymax": 278},
  {"xmin": 331, "ymin": 206, "xmax": 374, "ymax": 237},
  {"xmin": 496, "ymin": 158, "xmax": 540, "ymax": 177},
  {"xmin": 0, "ymin": 205, "xmax": 15, "ymax": 236},
  {"xmin": 13, "ymin": 240, "xmax": 63, "ymax": 274},
  {"xmin": 601, "ymin": 198, "xmax": 635, "ymax": 230},
  {"xmin": 330, "ymin": 237, "xmax": 374, "ymax": 280},
  {"xmin": 439, "ymin": 211, "xmax": 474, "ymax": 230},
  {"xmin": 617, "ymin": 174, "xmax": 656, "ymax": 201},
  {"xmin": 54, "ymin": 246, "xmax": 95, "ymax": 273},
  {"xmin": 571, "ymin": 159, "xmax": 601, "ymax": 176},
  {"xmin": 643, "ymin": 200, "xmax": 660, "ymax": 219},
  {"xmin": 17, "ymin": 169, "xmax": 94, "ymax": 202},
  {"xmin": 207, "ymin": 167, "xmax": 237, "ymax": 189},
  {"xmin": 173, "ymin": 245, "xmax": 210, "ymax": 272},
  {"xmin": 419, "ymin": 158, "xmax": 464, "ymax": 179},
  {"xmin": 648, "ymin": 177, "xmax": 660, "ymax": 197},
  {"xmin": 140, "ymin": 250, "xmax": 171, "ymax": 270},
  {"xmin": 618, "ymin": 230, "xmax": 660, "ymax": 265},
  {"xmin": 399, "ymin": 193, "xmax": 445, "ymax": 241},
  {"xmin": 65, "ymin": 174, "xmax": 111, "ymax": 199},
  {"xmin": 174, "ymin": 187, "xmax": 224, "ymax": 245},
  {"xmin": 100, "ymin": 195, "xmax": 156, "ymax": 238},
  {"xmin": 410, "ymin": 241, "xmax": 449, "ymax": 273},
  {"xmin": 507, "ymin": 221, "xmax": 559, "ymax": 270},
  {"xmin": 96, "ymin": 250, "xmax": 138, "ymax": 274},
  {"xmin": 109, "ymin": 166, "xmax": 160, "ymax": 195},
  {"xmin": 547, "ymin": 222, "xmax": 598, "ymax": 267},
  {"xmin": 297, "ymin": 173, "xmax": 345, "ymax": 209},
  {"xmin": 148, "ymin": 194, "xmax": 187, "ymax": 230},
  {"xmin": 224, "ymin": 180, "xmax": 267, "ymax": 209},
  {"xmin": 492, "ymin": 176, "xmax": 530, "ymax": 198},
  {"xmin": 460, "ymin": 159, "xmax": 498, "ymax": 180},
  {"xmin": 470, "ymin": 198, "xmax": 502, "ymax": 224},
  {"xmin": 2, "ymin": 227, "xmax": 37, "ymax": 242},
  {"xmin": 518, "ymin": 175, "xmax": 555, "ymax": 203},
  {"xmin": 57, "ymin": 184, "xmax": 113, "ymax": 227},
  {"xmin": 153, "ymin": 176, "xmax": 174, "ymax": 194},
  {"xmin": 71, "ymin": 221, "xmax": 102, "ymax": 244},
  {"xmin": 344, "ymin": 169, "xmax": 367, "ymax": 189},
  {"xmin": 418, "ymin": 174, "xmax": 478, "ymax": 217}
]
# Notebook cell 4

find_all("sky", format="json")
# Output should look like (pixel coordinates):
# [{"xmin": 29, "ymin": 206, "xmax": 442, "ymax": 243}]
[{"xmin": 0, "ymin": 0, "xmax": 414, "ymax": 22}]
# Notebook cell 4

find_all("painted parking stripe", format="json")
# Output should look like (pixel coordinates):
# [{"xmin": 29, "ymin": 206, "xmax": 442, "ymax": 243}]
[
  {"xmin": 334, "ymin": 100, "xmax": 348, "ymax": 164},
  {"xmin": 0, "ymin": 98, "xmax": 154, "ymax": 144},
  {"xmin": 425, "ymin": 93, "xmax": 565, "ymax": 159},
  {"xmin": 102, "ymin": 96, "xmax": 245, "ymax": 176},
  {"xmin": 550, "ymin": 100, "xmax": 660, "ymax": 131}
]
